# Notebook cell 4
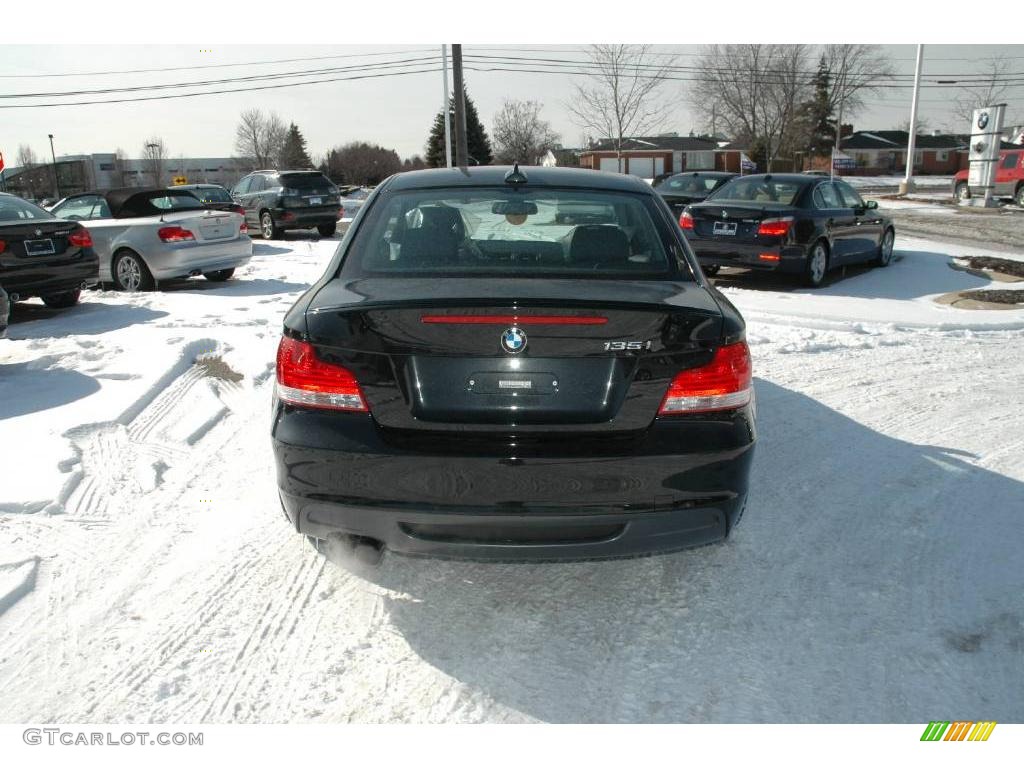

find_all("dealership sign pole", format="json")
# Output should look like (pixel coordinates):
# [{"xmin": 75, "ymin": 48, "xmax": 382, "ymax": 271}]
[{"xmin": 965, "ymin": 103, "xmax": 1005, "ymax": 208}]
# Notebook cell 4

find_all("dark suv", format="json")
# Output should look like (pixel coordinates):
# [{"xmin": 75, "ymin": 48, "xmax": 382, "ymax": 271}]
[{"xmin": 231, "ymin": 170, "xmax": 340, "ymax": 239}]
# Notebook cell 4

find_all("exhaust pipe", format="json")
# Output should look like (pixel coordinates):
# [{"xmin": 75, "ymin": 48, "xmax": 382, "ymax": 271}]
[
  {"xmin": 325, "ymin": 533, "xmax": 385, "ymax": 567},
  {"xmin": 9, "ymin": 293, "xmax": 20, "ymax": 302},
  {"xmin": 188, "ymin": 269, "xmax": 202, "ymax": 277}
]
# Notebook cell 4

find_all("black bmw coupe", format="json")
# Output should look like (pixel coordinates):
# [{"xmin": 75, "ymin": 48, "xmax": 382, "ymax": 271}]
[
  {"xmin": 272, "ymin": 166, "xmax": 756, "ymax": 566},
  {"xmin": 680, "ymin": 174, "xmax": 895, "ymax": 285}
]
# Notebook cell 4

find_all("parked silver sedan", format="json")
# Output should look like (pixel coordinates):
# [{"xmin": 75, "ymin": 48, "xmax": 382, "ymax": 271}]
[{"xmin": 49, "ymin": 187, "xmax": 253, "ymax": 290}]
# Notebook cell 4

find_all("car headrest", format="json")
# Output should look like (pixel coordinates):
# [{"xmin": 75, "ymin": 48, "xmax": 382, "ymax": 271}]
[
  {"xmin": 399, "ymin": 227, "xmax": 459, "ymax": 266},
  {"xmin": 419, "ymin": 205, "xmax": 464, "ymax": 239},
  {"xmin": 568, "ymin": 225, "xmax": 630, "ymax": 267}
]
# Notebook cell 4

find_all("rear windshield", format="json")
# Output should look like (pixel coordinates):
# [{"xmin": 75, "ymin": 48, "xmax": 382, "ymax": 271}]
[
  {"xmin": 709, "ymin": 177, "xmax": 805, "ymax": 205},
  {"xmin": 662, "ymin": 175, "xmax": 728, "ymax": 193},
  {"xmin": 189, "ymin": 186, "xmax": 232, "ymax": 203},
  {"xmin": 279, "ymin": 173, "xmax": 334, "ymax": 191},
  {"xmin": 343, "ymin": 187, "xmax": 677, "ymax": 278},
  {"xmin": 0, "ymin": 195, "xmax": 55, "ymax": 223},
  {"xmin": 119, "ymin": 190, "xmax": 204, "ymax": 217}
]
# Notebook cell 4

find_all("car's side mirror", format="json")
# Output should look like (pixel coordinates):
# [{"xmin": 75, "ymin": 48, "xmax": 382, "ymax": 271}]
[{"xmin": 865, "ymin": 200, "xmax": 878, "ymax": 210}]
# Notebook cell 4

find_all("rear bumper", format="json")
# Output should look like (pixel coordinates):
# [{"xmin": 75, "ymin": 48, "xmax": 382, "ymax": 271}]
[
  {"xmin": 1, "ymin": 251, "xmax": 99, "ymax": 298},
  {"xmin": 146, "ymin": 238, "xmax": 253, "ymax": 280},
  {"xmin": 272, "ymin": 207, "xmax": 338, "ymax": 230},
  {"xmin": 272, "ymin": 407, "xmax": 756, "ymax": 561},
  {"xmin": 685, "ymin": 236, "xmax": 807, "ymax": 273}
]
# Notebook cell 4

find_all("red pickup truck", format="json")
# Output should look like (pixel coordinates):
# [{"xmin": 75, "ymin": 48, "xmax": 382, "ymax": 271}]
[{"xmin": 953, "ymin": 148, "xmax": 1024, "ymax": 205}]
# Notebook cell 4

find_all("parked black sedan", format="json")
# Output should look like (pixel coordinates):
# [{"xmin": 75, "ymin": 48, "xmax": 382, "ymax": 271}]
[
  {"xmin": 0, "ymin": 192, "xmax": 98, "ymax": 310},
  {"xmin": 654, "ymin": 171, "xmax": 736, "ymax": 211},
  {"xmin": 171, "ymin": 183, "xmax": 245, "ymax": 216},
  {"xmin": 679, "ymin": 174, "xmax": 895, "ymax": 286},
  {"xmin": 272, "ymin": 165, "xmax": 756, "ymax": 566}
]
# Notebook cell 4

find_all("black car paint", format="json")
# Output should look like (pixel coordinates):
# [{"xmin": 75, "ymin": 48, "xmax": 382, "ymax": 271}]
[
  {"xmin": 272, "ymin": 167, "xmax": 755, "ymax": 561},
  {"xmin": 683, "ymin": 174, "xmax": 893, "ymax": 278},
  {"xmin": 655, "ymin": 171, "xmax": 738, "ymax": 213},
  {"xmin": 0, "ymin": 195, "xmax": 99, "ymax": 303}
]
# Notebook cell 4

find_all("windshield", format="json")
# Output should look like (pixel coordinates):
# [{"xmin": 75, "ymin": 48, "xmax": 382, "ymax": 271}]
[
  {"xmin": 0, "ymin": 196, "xmax": 56, "ymax": 223},
  {"xmin": 662, "ymin": 175, "xmax": 727, "ymax": 194},
  {"xmin": 189, "ymin": 187, "xmax": 232, "ymax": 203},
  {"xmin": 280, "ymin": 173, "xmax": 334, "ymax": 191},
  {"xmin": 149, "ymin": 192, "xmax": 204, "ymax": 211},
  {"xmin": 344, "ymin": 187, "xmax": 678, "ymax": 279},
  {"xmin": 709, "ymin": 177, "xmax": 805, "ymax": 205}
]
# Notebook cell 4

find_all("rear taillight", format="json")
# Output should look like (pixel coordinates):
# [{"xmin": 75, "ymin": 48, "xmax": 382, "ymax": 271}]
[
  {"xmin": 232, "ymin": 204, "xmax": 245, "ymax": 216},
  {"xmin": 68, "ymin": 229, "xmax": 93, "ymax": 248},
  {"xmin": 757, "ymin": 217, "xmax": 793, "ymax": 237},
  {"xmin": 658, "ymin": 341, "xmax": 752, "ymax": 415},
  {"xmin": 239, "ymin": 221, "xmax": 248, "ymax": 235},
  {"xmin": 158, "ymin": 225, "xmax": 195, "ymax": 243},
  {"xmin": 276, "ymin": 336, "xmax": 368, "ymax": 412},
  {"xmin": 0, "ymin": 240, "xmax": 5, "ymax": 254},
  {"xmin": 679, "ymin": 210, "xmax": 694, "ymax": 230}
]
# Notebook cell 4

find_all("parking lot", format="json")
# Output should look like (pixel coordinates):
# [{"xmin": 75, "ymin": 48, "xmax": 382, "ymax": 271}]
[{"xmin": 1, "ymin": 198, "xmax": 1022, "ymax": 723}]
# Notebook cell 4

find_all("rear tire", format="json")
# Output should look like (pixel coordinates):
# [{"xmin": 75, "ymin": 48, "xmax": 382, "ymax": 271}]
[
  {"xmin": 955, "ymin": 182, "xmax": 971, "ymax": 201},
  {"xmin": 875, "ymin": 228, "xmax": 895, "ymax": 267},
  {"xmin": 112, "ymin": 250, "xmax": 155, "ymax": 292},
  {"xmin": 260, "ymin": 211, "xmax": 282, "ymax": 239},
  {"xmin": 702, "ymin": 265, "xmax": 720, "ymax": 277},
  {"xmin": 41, "ymin": 289, "xmax": 81, "ymax": 308},
  {"xmin": 803, "ymin": 241, "xmax": 829, "ymax": 287},
  {"xmin": 1015, "ymin": 184, "xmax": 1024, "ymax": 207},
  {"xmin": 317, "ymin": 223, "xmax": 337, "ymax": 237},
  {"xmin": 203, "ymin": 268, "xmax": 235, "ymax": 282}
]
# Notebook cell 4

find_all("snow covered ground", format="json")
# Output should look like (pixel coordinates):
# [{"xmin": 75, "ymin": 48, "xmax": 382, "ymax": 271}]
[{"xmin": 1, "ymin": 229, "xmax": 1023, "ymax": 723}]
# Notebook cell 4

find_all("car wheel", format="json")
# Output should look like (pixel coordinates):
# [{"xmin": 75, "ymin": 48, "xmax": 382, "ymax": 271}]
[
  {"xmin": 702, "ymin": 265, "xmax": 720, "ymax": 277},
  {"xmin": 317, "ymin": 223, "xmax": 337, "ymax": 237},
  {"xmin": 875, "ymin": 228, "xmax": 895, "ymax": 267},
  {"xmin": 1016, "ymin": 184, "xmax": 1024, "ymax": 207},
  {"xmin": 41, "ymin": 289, "xmax": 81, "ymax": 308},
  {"xmin": 112, "ymin": 250, "xmax": 155, "ymax": 292},
  {"xmin": 260, "ymin": 211, "xmax": 282, "ymax": 239},
  {"xmin": 203, "ymin": 268, "xmax": 235, "ymax": 282},
  {"xmin": 804, "ymin": 241, "xmax": 829, "ymax": 287},
  {"xmin": 955, "ymin": 182, "xmax": 971, "ymax": 201}
]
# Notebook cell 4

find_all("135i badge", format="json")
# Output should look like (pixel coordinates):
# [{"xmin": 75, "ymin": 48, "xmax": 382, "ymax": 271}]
[{"xmin": 604, "ymin": 340, "xmax": 652, "ymax": 351}]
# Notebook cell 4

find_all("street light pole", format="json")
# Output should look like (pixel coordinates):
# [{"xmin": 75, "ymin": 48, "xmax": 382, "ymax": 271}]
[
  {"xmin": 48, "ymin": 134, "xmax": 61, "ymax": 199},
  {"xmin": 451, "ymin": 44, "xmax": 468, "ymax": 168},
  {"xmin": 899, "ymin": 44, "xmax": 924, "ymax": 196}
]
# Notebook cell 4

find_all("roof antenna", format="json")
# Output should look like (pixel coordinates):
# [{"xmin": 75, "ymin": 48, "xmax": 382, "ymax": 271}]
[{"xmin": 504, "ymin": 163, "xmax": 528, "ymax": 186}]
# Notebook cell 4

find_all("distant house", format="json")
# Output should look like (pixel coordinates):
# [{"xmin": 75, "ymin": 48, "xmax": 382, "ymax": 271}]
[
  {"xmin": 579, "ymin": 136, "xmax": 718, "ymax": 177},
  {"xmin": 829, "ymin": 131, "xmax": 969, "ymax": 175}
]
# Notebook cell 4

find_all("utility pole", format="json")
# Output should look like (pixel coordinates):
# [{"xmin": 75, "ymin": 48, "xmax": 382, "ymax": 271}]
[
  {"xmin": 451, "ymin": 44, "xmax": 468, "ymax": 167},
  {"xmin": 899, "ymin": 44, "xmax": 924, "ymax": 196},
  {"xmin": 441, "ymin": 45, "xmax": 452, "ymax": 168},
  {"xmin": 48, "ymin": 133, "xmax": 61, "ymax": 199}
]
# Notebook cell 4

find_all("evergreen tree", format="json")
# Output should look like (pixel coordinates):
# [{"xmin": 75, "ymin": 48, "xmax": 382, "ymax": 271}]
[
  {"xmin": 799, "ymin": 57, "xmax": 835, "ymax": 157},
  {"xmin": 279, "ymin": 123, "xmax": 313, "ymax": 169},
  {"xmin": 426, "ymin": 89, "xmax": 493, "ymax": 167}
]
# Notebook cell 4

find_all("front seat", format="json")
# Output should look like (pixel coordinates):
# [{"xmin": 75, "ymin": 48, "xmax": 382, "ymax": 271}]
[
  {"xmin": 399, "ymin": 205, "xmax": 463, "ymax": 266},
  {"xmin": 568, "ymin": 224, "xmax": 630, "ymax": 268}
]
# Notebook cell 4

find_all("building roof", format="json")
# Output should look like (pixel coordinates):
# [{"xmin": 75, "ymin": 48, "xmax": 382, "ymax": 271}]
[
  {"xmin": 584, "ymin": 136, "xmax": 720, "ymax": 152},
  {"xmin": 841, "ymin": 130, "xmax": 970, "ymax": 150}
]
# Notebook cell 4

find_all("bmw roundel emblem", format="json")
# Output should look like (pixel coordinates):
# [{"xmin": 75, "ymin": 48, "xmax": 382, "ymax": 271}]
[
  {"xmin": 977, "ymin": 111, "xmax": 989, "ymax": 130},
  {"xmin": 501, "ymin": 327, "xmax": 527, "ymax": 354}
]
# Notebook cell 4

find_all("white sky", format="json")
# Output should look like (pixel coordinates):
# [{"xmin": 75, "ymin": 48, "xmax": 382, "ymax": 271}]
[{"xmin": 1, "ymin": 43, "xmax": 1022, "ymax": 165}]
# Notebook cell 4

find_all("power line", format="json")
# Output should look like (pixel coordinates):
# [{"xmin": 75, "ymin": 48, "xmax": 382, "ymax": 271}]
[
  {"xmin": 0, "ymin": 55, "xmax": 442, "ymax": 100},
  {"xmin": 0, "ymin": 47, "xmax": 440, "ymax": 78},
  {"xmin": 0, "ymin": 66, "xmax": 440, "ymax": 109}
]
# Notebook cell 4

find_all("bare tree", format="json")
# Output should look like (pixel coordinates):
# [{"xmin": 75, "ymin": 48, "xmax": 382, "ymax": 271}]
[
  {"xmin": 567, "ymin": 45, "xmax": 677, "ymax": 171},
  {"xmin": 690, "ymin": 44, "xmax": 813, "ymax": 172},
  {"xmin": 492, "ymin": 100, "xmax": 561, "ymax": 164},
  {"xmin": 234, "ymin": 108, "xmax": 287, "ymax": 169},
  {"xmin": 113, "ymin": 148, "xmax": 131, "ymax": 187},
  {"xmin": 141, "ymin": 137, "xmax": 166, "ymax": 186},
  {"xmin": 951, "ymin": 57, "xmax": 1012, "ymax": 126},
  {"xmin": 16, "ymin": 144, "xmax": 38, "ymax": 169},
  {"xmin": 821, "ymin": 44, "xmax": 895, "ymax": 150}
]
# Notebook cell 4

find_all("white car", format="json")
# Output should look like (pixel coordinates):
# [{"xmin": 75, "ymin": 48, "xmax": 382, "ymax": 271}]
[{"xmin": 50, "ymin": 187, "xmax": 253, "ymax": 290}]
